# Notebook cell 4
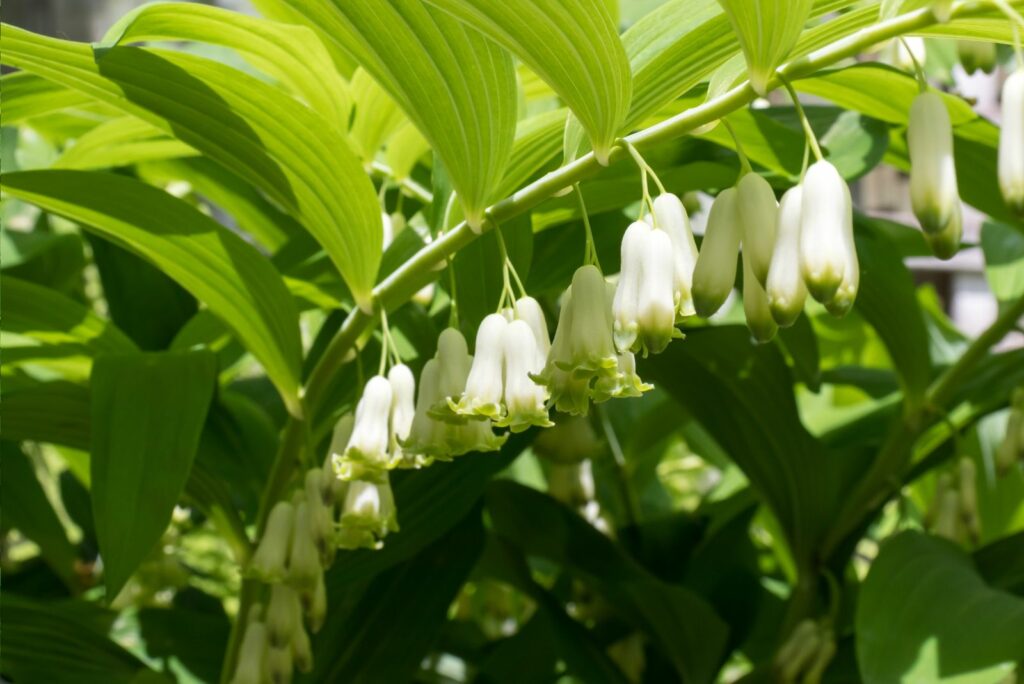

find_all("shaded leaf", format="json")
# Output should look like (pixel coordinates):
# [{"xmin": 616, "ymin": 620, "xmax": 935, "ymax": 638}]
[{"xmin": 90, "ymin": 350, "xmax": 217, "ymax": 597}]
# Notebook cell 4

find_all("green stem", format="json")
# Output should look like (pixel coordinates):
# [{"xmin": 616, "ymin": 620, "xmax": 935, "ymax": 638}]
[
  {"xmin": 720, "ymin": 118, "xmax": 754, "ymax": 174},
  {"xmin": 778, "ymin": 73, "xmax": 824, "ymax": 162},
  {"xmin": 897, "ymin": 36, "xmax": 929, "ymax": 91},
  {"xmin": 223, "ymin": 3, "xmax": 999, "ymax": 679}
]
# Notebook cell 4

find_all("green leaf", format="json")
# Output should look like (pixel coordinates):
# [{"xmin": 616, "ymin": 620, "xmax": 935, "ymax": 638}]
[
  {"xmin": 487, "ymin": 480, "xmax": 729, "ymax": 684},
  {"xmin": 0, "ymin": 594, "xmax": 165, "ymax": 684},
  {"xmin": 313, "ymin": 513, "xmax": 485, "ymax": 682},
  {"xmin": 90, "ymin": 349, "xmax": 217, "ymax": 598},
  {"xmin": 102, "ymin": 1, "xmax": 351, "ymax": 127},
  {"xmin": 643, "ymin": 326, "xmax": 834, "ymax": 561},
  {"xmin": 0, "ymin": 441, "xmax": 79, "ymax": 587},
  {"xmin": 2, "ymin": 169, "xmax": 304, "ymax": 414},
  {"xmin": 55, "ymin": 117, "xmax": 195, "ymax": 170},
  {"xmin": 855, "ymin": 219, "xmax": 933, "ymax": 408},
  {"xmin": 424, "ymin": 0, "xmax": 631, "ymax": 164},
  {"xmin": 383, "ymin": 121, "xmax": 431, "ymax": 181},
  {"xmin": 1, "ymin": 71, "xmax": 115, "ymax": 124},
  {"xmin": 348, "ymin": 67, "xmax": 407, "ymax": 161},
  {"xmin": 273, "ymin": 0, "xmax": 517, "ymax": 228},
  {"xmin": 1, "ymin": 380, "xmax": 92, "ymax": 450},
  {"xmin": 1, "ymin": 25, "xmax": 382, "ymax": 305},
  {"xmin": 981, "ymin": 223, "xmax": 1024, "ymax": 305},
  {"xmin": 857, "ymin": 532, "xmax": 1024, "ymax": 683},
  {"xmin": 1, "ymin": 275, "xmax": 137, "ymax": 355},
  {"xmin": 717, "ymin": 0, "xmax": 813, "ymax": 95}
]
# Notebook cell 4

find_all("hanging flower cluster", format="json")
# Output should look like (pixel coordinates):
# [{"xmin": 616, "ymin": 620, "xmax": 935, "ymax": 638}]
[{"xmin": 926, "ymin": 458, "xmax": 980, "ymax": 545}]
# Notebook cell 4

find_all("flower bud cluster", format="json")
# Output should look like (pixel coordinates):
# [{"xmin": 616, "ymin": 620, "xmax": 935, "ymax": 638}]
[
  {"xmin": 774, "ymin": 618, "xmax": 836, "ymax": 684},
  {"xmin": 926, "ymin": 458, "xmax": 981, "ymax": 545},
  {"xmin": 229, "ymin": 584, "xmax": 320, "ymax": 684},
  {"xmin": 691, "ymin": 161, "xmax": 858, "ymax": 343}
]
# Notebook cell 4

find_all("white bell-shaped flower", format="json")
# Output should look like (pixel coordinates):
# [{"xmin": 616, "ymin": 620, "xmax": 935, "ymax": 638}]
[
  {"xmin": 230, "ymin": 621, "xmax": 268, "ymax": 684},
  {"xmin": 958, "ymin": 40, "xmax": 997, "ymax": 74},
  {"xmin": 453, "ymin": 313, "xmax": 508, "ymax": 419},
  {"xmin": 999, "ymin": 71, "xmax": 1024, "ymax": 215},
  {"xmin": 800, "ymin": 160, "xmax": 850, "ymax": 303},
  {"xmin": 737, "ymin": 172, "xmax": 779, "ymax": 286},
  {"xmin": 287, "ymin": 501, "xmax": 321, "ymax": 590},
  {"xmin": 825, "ymin": 182, "xmax": 860, "ymax": 317},
  {"xmin": 766, "ymin": 185, "xmax": 807, "ymax": 327},
  {"xmin": 291, "ymin": 621, "xmax": 313, "ymax": 673},
  {"xmin": 637, "ymin": 227, "xmax": 677, "ymax": 354},
  {"xmin": 343, "ymin": 376, "xmax": 393, "ymax": 470},
  {"xmin": 742, "ymin": 250, "xmax": 777, "ymax": 343},
  {"xmin": 266, "ymin": 583, "xmax": 300, "ymax": 648},
  {"xmin": 403, "ymin": 359, "xmax": 441, "ymax": 460},
  {"xmin": 386, "ymin": 363, "xmax": 416, "ymax": 467},
  {"xmin": 567, "ymin": 265, "xmax": 619, "ymax": 371},
  {"xmin": 499, "ymin": 320, "xmax": 552, "ymax": 432},
  {"xmin": 514, "ymin": 296, "xmax": 551, "ymax": 364},
  {"xmin": 338, "ymin": 475, "xmax": 399, "ymax": 550},
  {"xmin": 435, "ymin": 327, "xmax": 473, "ymax": 416},
  {"xmin": 652, "ymin": 193, "xmax": 699, "ymax": 318},
  {"xmin": 909, "ymin": 91, "xmax": 960, "ymax": 234},
  {"xmin": 248, "ymin": 501, "xmax": 293, "ymax": 582},
  {"xmin": 612, "ymin": 220, "xmax": 651, "ymax": 352},
  {"xmin": 307, "ymin": 571, "xmax": 327, "ymax": 634},
  {"xmin": 693, "ymin": 187, "xmax": 742, "ymax": 317}
]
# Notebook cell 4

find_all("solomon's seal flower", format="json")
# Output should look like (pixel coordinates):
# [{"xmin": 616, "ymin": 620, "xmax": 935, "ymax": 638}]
[
  {"xmin": 497, "ymin": 319, "xmax": 553, "ymax": 432},
  {"xmin": 800, "ymin": 160, "xmax": 851, "ymax": 303},
  {"xmin": 736, "ymin": 172, "xmax": 779, "ymax": 287},
  {"xmin": 908, "ymin": 91, "xmax": 961, "ymax": 234},
  {"xmin": 651, "ymin": 193, "xmax": 700, "ymax": 318},
  {"xmin": 693, "ymin": 187, "xmax": 742, "ymax": 317},
  {"xmin": 766, "ymin": 185, "xmax": 807, "ymax": 327},
  {"xmin": 451, "ymin": 313, "xmax": 508, "ymax": 420},
  {"xmin": 342, "ymin": 375, "xmax": 393, "ymax": 472},
  {"xmin": 337, "ymin": 476, "xmax": 399, "ymax": 550},
  {"xmin": 247, "ymin": 500, "xmax": 293, "ymax": 583},
  {"xmin": 742, "ymin": 248, "xmax": 778, "ymax": 344},
  {"xmin": 999, "ymin": 71, "xmax": 1024, "ymax": 215},
  {"xmin": 823, "ymin": 181, "xmax": 860, "ymax": 317}
]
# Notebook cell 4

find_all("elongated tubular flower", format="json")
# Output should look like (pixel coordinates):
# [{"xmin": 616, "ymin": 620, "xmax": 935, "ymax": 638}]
[
  {"xmin": 909, "ymin": 91, "xmax": 961, "ymax": 234},
  {"xmin": 266, "ymin": 583, "xmax": 300, "ymax": 648},
  {"xmin": 534, "ymin": 289, "xmax": 591, "ymax": 416},
  {"xmin": 612, "ymin": 221, "xmax": 651, "ymax": 352},
  {"xmin": 304, "ymin": 571, "xmax": 327, "ymax": 633},
  {"xmin": 230, "ymin": 621, "xmax": 268, "ymax": 684},
  {"xmin": 651, "ymin": 193, "xmax": 699, "ymax": 318},
  {"xmin": 824, "ymin": 182, "xmax": 860, "ymax": 317},
  {"xmin": 766, "ymin": 186, "xmax": 807, "ymax": 327},
  {"xmin": 923, "ymin": 201, "xmax": 962, "ymax": 261},
  {"xmin": 999, "ymin": 71, "xmax": 1024, "ymax": 215},
  {"xmin": 742, "ymin": 249, "xmax": 778, "ymax": 343},
  {"xmin": 265, "ymin": 644, "xmax": 292, "ymax": 684},
  {"xmin": 287, "ymin": 501, "xmax": 322, "ymax": 590},
  {"xmin": 247, "ymin": 501, "xmax": 293, "ymax": 582},
  {"xmin": 386, "ymin": 364, "xmax": 416, "ymax": 467},
  {"xmin": 403, "ymin": 359, "xmax": 442, "ymax": 460},
  {"xmin": 499, "ymin": 320, "xmax": 552, "ymax": 432},
  {"xmin": 343, "ymin": 376, "xmax": 393, "ymax": 471},
  {"xmin": 514, "ymin": 296, "xmax": 551, "ymax": 363},
  {"xmin": 452, "ymin": 313, "xmax": 508, "ymax": 420},
  {"xmin": 736, "ymin": 172, "xmax": 779, "ymax": 286},
  {"xmin": 303, "ymin": 470, "xmax": 333, "ymax": 561},
  {"xmin": 566, "ymin": 265, "xmax": 619, "ymax": 372},
  {"xmin": 800, "ymin": 161, "xmax": 850, "ymax": 303},
  {"xmin": 291, "ymin": 621, "xmax": 313, "ymax": 674},
  {"xmin": 338, "ymin": 476, "xmax": 399, "ymax": 550},
  {"xmin": 637, "ymin": 227, "xmax": 677, "ymax": 354},
  {"xmin": 693, "ymin": 187, "xmax": 742, "ymax": 317}
]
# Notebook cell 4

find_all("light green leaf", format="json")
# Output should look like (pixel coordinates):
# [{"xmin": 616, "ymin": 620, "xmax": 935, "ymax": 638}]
[
  {"xmin": 102, "ymin": 1, "xmax": 351, "ymax": 127},
  {"xmin": 2, "ymin": 275, "xmax": 137, "ymax": 355},
  {"xmin": 424, "ymin": 0, "xmax": 631, "ymax": 164},
  {"xmin": 2, "ymin": 170, "xmax": 303, "ymax": 414},
  {"xmin": 384, "ymin": 121, "xmax": 431, "ymax": 181},
  {"xmin": 55, "ymin": 117, "xmax": 195, "ymax": 170},
  {"xmin": 1, "ymin": 71, "xmax": 115, "ymax": 124},
  {"xmin": 273, "ymin": 0, "xmax": 517, "ymax": 229},
  {"xmin": 1, "ymin": 25, "xmax": 382, "ymax": 305},
  {"xmin": 717, "ymin": 0, "xmax": 813, "ymax": 95},
  {"xmin": 90, "ymin": 349, "xmax": 217, "ymax": 598},
  {"xmin": 857, "ymin": 532, "xmax": 1024, "ymax": 683},
  {"xmin": 349, "ymin": 67, "xmax": 407, "ymax": 161}
]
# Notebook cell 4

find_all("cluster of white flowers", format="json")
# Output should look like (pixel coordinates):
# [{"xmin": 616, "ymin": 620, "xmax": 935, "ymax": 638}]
[{"xmin": 1000, "ymin": 71, "xmax": 1024, "ymax": 217}]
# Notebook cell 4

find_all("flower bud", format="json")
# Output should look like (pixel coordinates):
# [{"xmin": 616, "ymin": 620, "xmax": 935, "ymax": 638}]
[
  {"xmin": 325, "ymin": 415, "xmax": 354, "ymax": 501},
  {"xmin": 265, "ymin": 645, "xmax": 293, "ymax": 684},
  {"xmin": 742, "ymin": 250, "xmax": 777, "ymax": 343},
  {"xmin": 693, "ymin": 187, "xmax": 741, "ymax": 317},
  {"xmin": 306, "ymin": 570, "xmax": 327, "ymax": 633},
  {"xmin": 248, "ymin": 501, "xmax": 293, "ymax": 582},
  {"xmin": 436, "ymin": 327, "xmax": 473, "ymax": 411},
  {"xmin": 266, "ymin": 583, "xmax": 300, "ymax": 648},
  {"xmin": 291, "ymin": 623, "xmax": 313, "ymax": 673},
  {"xmin": 933, "ymin": 488, "xmax": 962, "ymax": 542},
  {"xmin": 922, "ymin": 202, "xmax": 962, "ymax": 261},
  {"xmin": 958, "ymin": 40, "xmax": 996, "ymax": 74},
  {"xmin": 651, "ymin": 193, "xmax": 699, "ymax": 318},
  {"xmin": 766, "ymin": 186, "xmax": 807, "ymax": 327},
  {"xmin": 498, "ymin": 320, "xmax": 552, "ymax": 432},
  {"xmin": 303, "ymin": 470, "xmax": 333, "ymax": 564},
  {"xmin": 567, "ymin": 265, "xmax": 619, "ymax": 372},
  {"xmin": 800, "ymin": 161, "xmax": 850, "ymax": 302},
  {"xmin": 637, "ymin": 227, "xmax": 677, "ymax": 354},
  {"xmin": 287, "ymin": 501, "xmax": 322, "ymax": 590},
  {"xmin": 999, "ymin": 71, "xmax": 1024, "ymax": 215},
  {"xmin": 824, "ymin": 183, "xmax": 860, "ymax": 317},
  {"xmin": 344, "ymin": 376, "xmax": 393, "ymax": 470},
  {"xmin": 514, "ymin": 296, "xmax": 551, "ymax": 363},
  {"xmin": 453, "ymin": 313, "xmax": 508, "ymax": 419},
  {"xmin": 612, "ymin": 220, "xmax": 651, "ymax": 352},
  {"xmin": 909, "ymin": 91, "xmax": 961, "ymax": 234},
  {"xmin": 403, "ymin": 359, "xmax": 441, "ymax": 461},
  {"xmin": 338, "ymin": 476, "xmax": 399, "ymax": 550},
  {"xmin": 737, "ymin": 172, "xmax": 779, "ymax": 286},
  {"xmin": 386, "ymin": 363, "xmax": 416, "ymax": 467},
  {"xmin": 230, "ymin": 621, "xmax": 268, "ymax": 684}
]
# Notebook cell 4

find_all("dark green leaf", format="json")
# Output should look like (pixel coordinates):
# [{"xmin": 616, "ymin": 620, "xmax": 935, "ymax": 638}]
[{"xmin": 90, "ymin": 350, "xmax": 217, "ymax": 597}]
